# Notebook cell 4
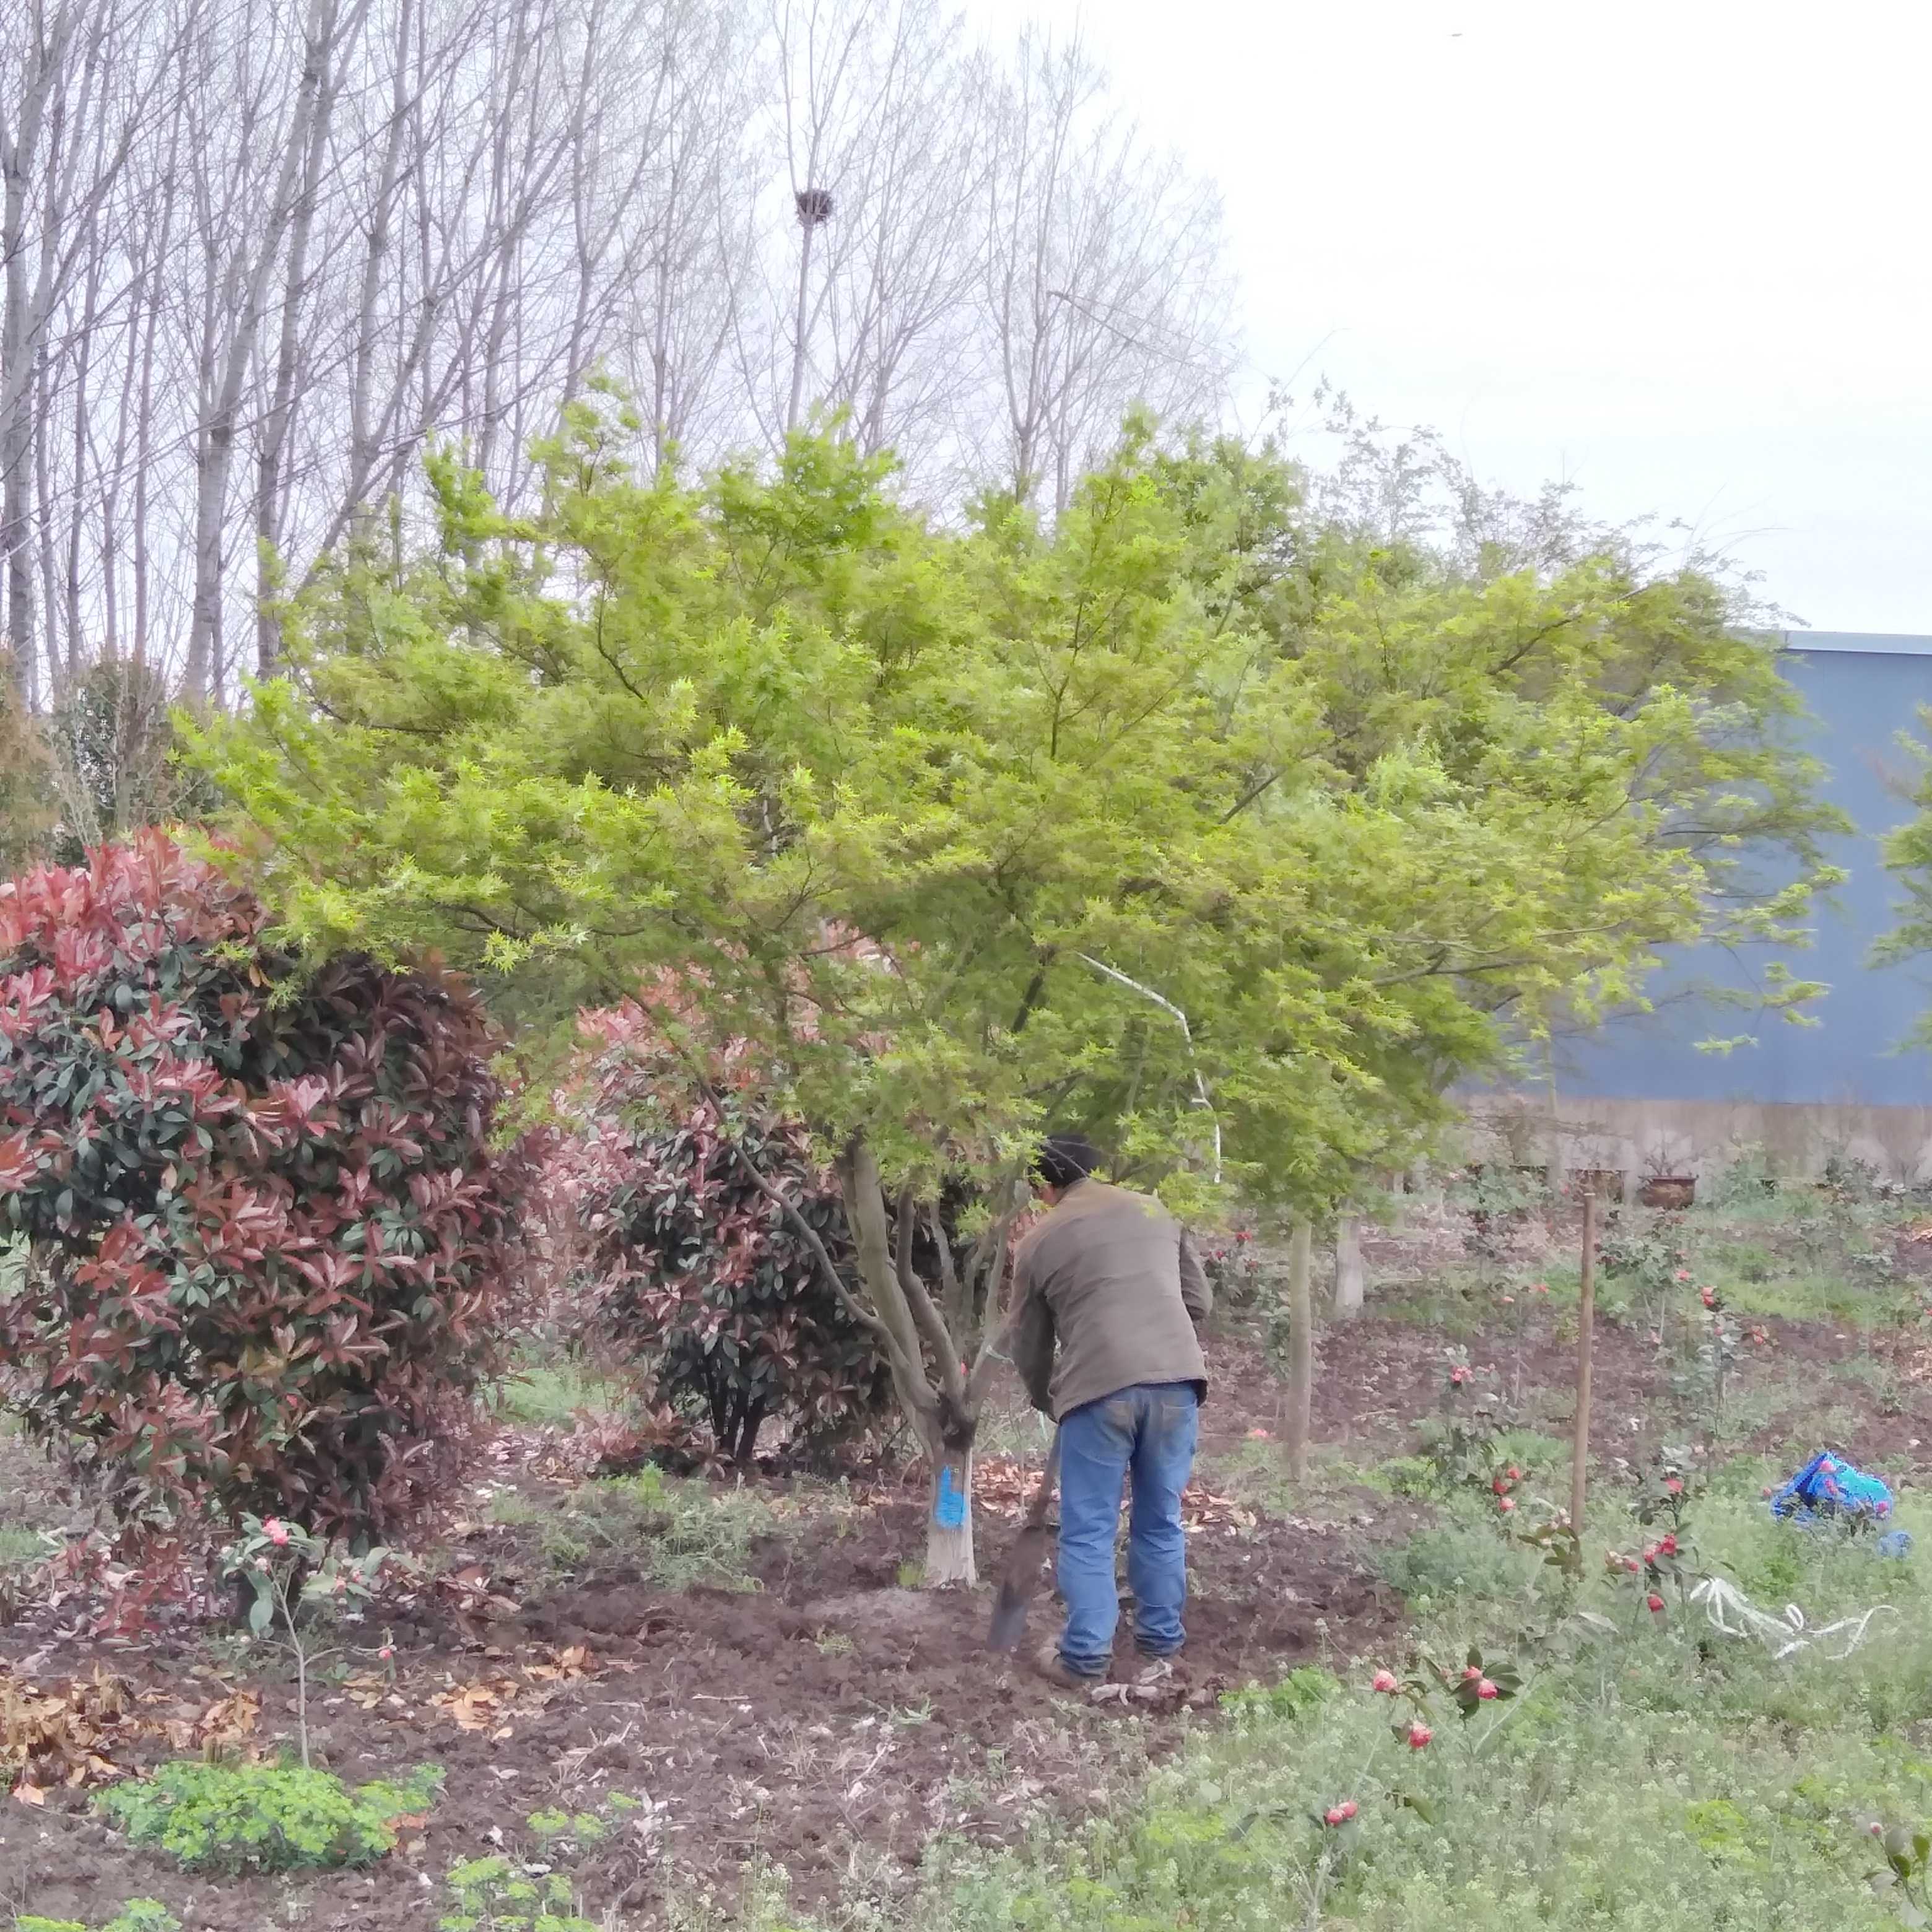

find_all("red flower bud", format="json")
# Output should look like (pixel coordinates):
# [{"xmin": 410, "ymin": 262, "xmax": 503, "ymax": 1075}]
[
  {"xmin": 1505, "ymin": 1466, "xmax": 1521, "ymax": 1482},
  {"xmin": 1658, "ymin": 1534, "xmax": 1677, "ymax": 1557},
  {"xmin": 1323, "ymin": 1803, "xmax": 1357, "ymax": 1826},
  {"xmin": 1407, "ymin": 1722, "xmax": 1432, "ymax": 1749},
  {"xmin": 1647, "ymin": 1593, "xmax": 1664, "ymax": 1613},
  {"xmin": 1371, "ymin": 1669, "xmax": 1399, "ymax": 1694}
]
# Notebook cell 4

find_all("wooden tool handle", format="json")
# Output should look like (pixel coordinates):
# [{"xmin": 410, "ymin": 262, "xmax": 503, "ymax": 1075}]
[{"xmin": 1025, "ymin": 1429, "xmax": 1061, "ymax": 1527}]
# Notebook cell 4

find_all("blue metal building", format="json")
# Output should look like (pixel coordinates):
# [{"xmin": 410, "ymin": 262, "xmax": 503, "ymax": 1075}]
[{"xmin": 1516, "ymin": 634, "xmax": 1932, "ymax": 1181}]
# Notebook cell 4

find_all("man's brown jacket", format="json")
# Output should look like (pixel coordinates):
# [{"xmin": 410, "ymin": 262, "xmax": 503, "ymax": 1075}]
[{"xmin": 1009, "ymin": 1177, "xmax": 1212, "ymax": 1421}]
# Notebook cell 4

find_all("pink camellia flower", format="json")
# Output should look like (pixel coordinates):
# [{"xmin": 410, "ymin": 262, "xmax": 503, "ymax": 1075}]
[
  {"xmin": 1323, "ymin": 1803, "xmax": 1357, "ymax": 1826},
  {"xmin": 1625, "ymin": 1557, "xmax": 1641, "ymax": 1573},
  {"xmin": 1407, "ymin": 1722, "xmax": 1432, "ymax": 1750},
  {"xmin": 1449, "ymin": 1366, "xmax": 1468, "ymax": 1386},
  {"xmin": 1463, "ymin": 1664, "xmax": 1483, "ymax": 1682},
  {"xmin": 1647, "ymin": 1593, "xmax": 1664, "ymax": 1613},
  {"xmin": 1505, "ymin": 1466, "xmax": 1521, "ymax": 1482},
  {"xmin": 1658, "ymin": 1534, "xmax": 1677, "ymax": 1557},
  {"xmin": 378, "ymin": 1644, "xmax": 395, "ymax": 1661},
  {"xmin": 1497, "ymin": 1496, "xmax": 1515, "ymax": 1513},
  {"xmin": 1872, "ymin": 1821, "xmax": 1886, "ymax": 1838},
  {"xmin": 1674, "ymin": 1269, "xmax": 1690, "ymax": 1282},
  {"xmin": 1371, "ymin": 1669, "xmax": 1399, "ymax": 1694},
  {"xmin": 263, "ymin": 1519, "xmax": 290, "ymax": 1547},
  {"xmin": 1477, "ymin": 1679, "xmax": 1499, "ymax": 1700},
  {"xmin": 1235, "ymin": 1228, "xmax": 1253, "ymax": 1245},
  {"xmin": 1663, "ymin": 1477, "xmax": 1683, "ymax": 1495}
]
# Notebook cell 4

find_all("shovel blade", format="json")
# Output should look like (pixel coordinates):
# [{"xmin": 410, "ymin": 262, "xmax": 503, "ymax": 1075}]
[{"xmin": 987, "ymin": 1519, "xmax": 1053, "ymax": 1652}]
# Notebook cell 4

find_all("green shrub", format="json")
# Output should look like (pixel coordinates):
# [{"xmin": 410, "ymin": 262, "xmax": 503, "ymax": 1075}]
[{"xmin": 97, "ymin": 1760, "xmax": 443, "ymax": 1874}]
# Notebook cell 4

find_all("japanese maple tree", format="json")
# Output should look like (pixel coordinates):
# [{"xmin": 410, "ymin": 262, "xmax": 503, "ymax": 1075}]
[{"xmin": 193, "ymin": 411, "xmax": 1834, "ymax": 1579}]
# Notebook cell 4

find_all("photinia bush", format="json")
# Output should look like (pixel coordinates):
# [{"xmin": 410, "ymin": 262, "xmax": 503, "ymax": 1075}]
[
  {"xmin": 0, "ymin": 833, "xmax": 526, "ymax": 1544},
  {"xmin": 551, "ymin": 1000, "xmax": 892, "ymax": 1466}
]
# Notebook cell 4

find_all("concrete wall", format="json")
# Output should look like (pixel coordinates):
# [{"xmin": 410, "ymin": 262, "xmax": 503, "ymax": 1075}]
[{"xmin": 1482, "ymin": 1091, "xmax": 1932, "ymax": 1187}]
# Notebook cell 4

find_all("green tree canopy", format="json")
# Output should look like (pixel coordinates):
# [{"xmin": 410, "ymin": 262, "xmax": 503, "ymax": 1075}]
[{"xmin": 189, "ymin": 406, "xmax": 1837, "ymax": 1575}]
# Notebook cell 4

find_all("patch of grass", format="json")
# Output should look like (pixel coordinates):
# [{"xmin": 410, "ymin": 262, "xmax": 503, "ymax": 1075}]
[
  {"xmin": 97, "ymin": 1760, "xmax": 443, "ymax": 1875},
  {"xmin": 490, "ymin": 1465, "xmax": 773, "ymax": 1591},
  {"xmin": 0, "ymin": 1525, "xmax": 50, "ymax": 1568},
  {"xmin": 490, "ymin": 1351, "xmax": 632, "ymax": 1429}
]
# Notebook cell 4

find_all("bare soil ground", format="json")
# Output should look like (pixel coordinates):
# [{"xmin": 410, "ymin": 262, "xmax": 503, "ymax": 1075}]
[{"xmin": 0, "ymin": 1206, "xmax": 1926, "ymax": 1928}]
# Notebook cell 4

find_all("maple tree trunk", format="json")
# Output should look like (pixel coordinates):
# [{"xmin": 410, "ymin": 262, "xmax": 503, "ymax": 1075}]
[{"xmin": 920, "ymin": 1425, "xmax": 975, "ymax": 1586}]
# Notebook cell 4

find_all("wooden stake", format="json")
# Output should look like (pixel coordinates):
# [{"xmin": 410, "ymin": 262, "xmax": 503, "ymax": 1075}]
[
  {"xmin": 1570, "ymin": 1186, "xmax": 1598, "ymax": 1532},
  {"xmin": 1286, "ymin": 1218, "xmax": 1313, "ymax": 1484}
]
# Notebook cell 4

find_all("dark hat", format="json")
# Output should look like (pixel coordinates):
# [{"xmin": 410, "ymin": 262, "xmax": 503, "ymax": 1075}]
[{"xmin": 1033, "ymin": 1132, "xmax": 1100, "ymax": 1190}]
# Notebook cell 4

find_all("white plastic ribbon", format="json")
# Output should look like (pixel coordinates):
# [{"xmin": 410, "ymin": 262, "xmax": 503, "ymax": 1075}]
[{"xmin": 1686, "ymin": 1575, "xmax": 1899, "ymax": 1661}]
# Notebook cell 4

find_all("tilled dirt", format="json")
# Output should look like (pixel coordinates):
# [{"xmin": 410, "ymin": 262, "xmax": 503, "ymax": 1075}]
[{"xmin": 0, "ymin": 1412, "xmax": 1409, "ymax": 1928}]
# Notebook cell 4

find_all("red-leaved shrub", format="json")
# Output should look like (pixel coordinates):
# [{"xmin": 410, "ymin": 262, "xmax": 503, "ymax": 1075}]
[
  {"xmin": 0, "ymin": 834, "xmax": 526, "ymax": 1544},
  {"xmin": 550, "ymin": 1003, "xmax": 891, "ymax": 1466}
]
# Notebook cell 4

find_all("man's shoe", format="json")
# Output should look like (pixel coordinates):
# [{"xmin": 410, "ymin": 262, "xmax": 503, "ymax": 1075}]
[{"xmin": 1031, "ymin": 1641, "xmax": 1102, "ymax": 1692}]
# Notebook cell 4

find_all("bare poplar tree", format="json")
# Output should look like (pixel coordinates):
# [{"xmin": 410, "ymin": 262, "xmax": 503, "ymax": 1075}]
[
  {"xmin": 978, "ymin": 29, "xmax": 1235, "ymax": 513},
  {"xmin": 0, "ymin": 0, "xmax": 1238, "ymax": 716}
]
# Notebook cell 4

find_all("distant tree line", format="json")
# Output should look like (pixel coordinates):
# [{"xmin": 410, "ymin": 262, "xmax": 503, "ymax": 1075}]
[{"xmin": 0, "ymin": 0, "xmax": 1233, "ymax": 718}]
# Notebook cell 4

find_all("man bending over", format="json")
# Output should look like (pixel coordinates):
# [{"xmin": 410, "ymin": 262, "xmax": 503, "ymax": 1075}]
[{"xmin": 1010, "ymin": 1133, "xmax": 1212, "ymax": 1687}]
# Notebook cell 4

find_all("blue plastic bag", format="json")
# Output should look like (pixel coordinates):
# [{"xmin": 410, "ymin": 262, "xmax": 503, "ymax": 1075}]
[{"xmin": 1768, "ymin": 1450, "xmax": 1896, "ymax": 1530}]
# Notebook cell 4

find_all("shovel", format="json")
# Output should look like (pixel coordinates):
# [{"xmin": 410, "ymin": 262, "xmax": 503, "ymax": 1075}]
[{"xmin": 988, "ymin": 1427, "xmax": 1061, "ymax": 1653}]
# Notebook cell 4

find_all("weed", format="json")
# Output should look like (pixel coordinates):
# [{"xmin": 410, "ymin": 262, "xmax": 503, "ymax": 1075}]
[
  {"xmin": 440, "ymin": 1855, "xmax": 597, "ymax": 1932},
  {"xmin": 440, "ymin": 1792, "xmax": 656, "ymax": 1932},
  {"xmin": 489, "ymin": 1466, "xmax": 772, "ymax": 1591},
  {"xmin": 96, "ymin": 1760, "xmax": 442, "ymax": 1874}
]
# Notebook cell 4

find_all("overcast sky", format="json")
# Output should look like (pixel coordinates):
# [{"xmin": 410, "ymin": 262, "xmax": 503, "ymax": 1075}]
[{"xmin": 965, "ymin": 0, "xmax": 1931, "ymax": 632}]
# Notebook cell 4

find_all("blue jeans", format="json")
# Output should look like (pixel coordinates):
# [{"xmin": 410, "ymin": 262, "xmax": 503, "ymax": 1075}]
[{"xmin": 1056, "ymin": 1382, "xmax": 1200, "ymax": 1677}]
